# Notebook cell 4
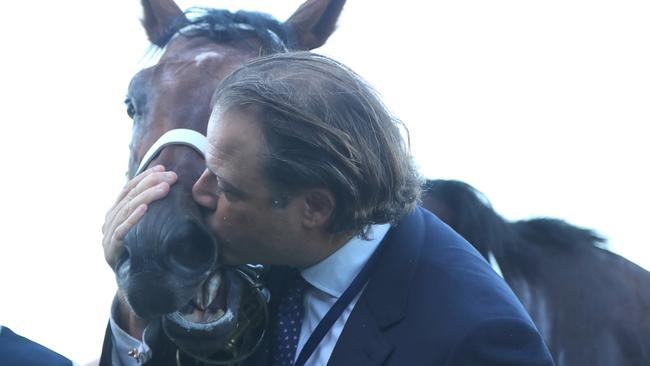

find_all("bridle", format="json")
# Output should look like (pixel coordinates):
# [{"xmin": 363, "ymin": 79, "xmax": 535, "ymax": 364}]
[
  {"xmin": 135, "ymin": 128, "xmax": 208, "ymax": 175},
  {"xmin": 136, "ymin": 129, "xmax": 270, "ymax": 365},
  {"xmin": 128, "ymin": 17, "xmax": 288, "ymax": 363},
  {"xmin": 169, "ymin": 265, "xmax": 270, "ymax": 366}
]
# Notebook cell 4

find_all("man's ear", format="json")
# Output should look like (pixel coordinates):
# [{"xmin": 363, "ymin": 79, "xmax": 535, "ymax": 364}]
[{"xmin": 302, "ymin": 188, "xmax": 336, "ymax": 229}]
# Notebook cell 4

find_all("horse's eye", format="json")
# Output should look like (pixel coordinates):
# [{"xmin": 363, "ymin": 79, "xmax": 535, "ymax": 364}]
[{"xmin": 125, "ymin": 98, "xmax": 136, "ymax": 119}]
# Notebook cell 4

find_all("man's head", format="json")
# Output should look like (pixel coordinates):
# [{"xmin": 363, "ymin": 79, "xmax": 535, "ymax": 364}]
[{"xmin": 192, "ymin": 52, "xmax": 421, "ymax": 266}]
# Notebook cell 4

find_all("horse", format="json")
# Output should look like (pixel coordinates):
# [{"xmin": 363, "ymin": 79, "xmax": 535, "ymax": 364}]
[
  {"xmin": 421, "ymin": 179, "xmax": 650, "ymax": 366},
  {"xmin": 106, "ymin": 1, "xmax": 346, "ymax": 364}
]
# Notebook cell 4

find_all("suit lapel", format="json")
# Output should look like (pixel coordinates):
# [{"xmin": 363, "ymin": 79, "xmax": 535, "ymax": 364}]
[
  {"xmin": 328, "ymin": 208, "xmax": 426, "ymax": 365},
  {"xmin": 326, "ymin": 300, "xmax": 394, "ymax": 365}
]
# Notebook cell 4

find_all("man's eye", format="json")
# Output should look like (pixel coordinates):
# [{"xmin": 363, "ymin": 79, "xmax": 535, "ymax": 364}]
[{"xmin": 217, "ymin": 184, "xmax": 238, "ymax": 201}]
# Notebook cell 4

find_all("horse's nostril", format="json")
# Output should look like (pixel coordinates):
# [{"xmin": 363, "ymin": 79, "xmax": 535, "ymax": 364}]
[{"xmin": 165, "ymin": 224, "xmax": 216, "ymax": 274}]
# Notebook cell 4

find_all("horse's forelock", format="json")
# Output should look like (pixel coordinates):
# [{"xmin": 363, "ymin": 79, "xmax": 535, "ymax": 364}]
[{"xmin": 156, "ymin": 8, "xmax": 290, "ymax": 53}]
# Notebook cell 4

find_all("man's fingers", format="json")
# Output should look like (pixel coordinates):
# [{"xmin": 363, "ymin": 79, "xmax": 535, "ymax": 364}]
[
  {"xmin": 114, "ymin": 203, "xmax": 147, "ymax": 242},
  {"xmin": 114, "ymin": 165, "xmax": 165, "ymax": 204},
  {"xmin": 122, "ymin": 170, "xmax": 178, "ymax": 205},
  {"xmin": 122, "ymin": 181, "xmax": 172, "ymax": 223},
  {"xmin": 104, "ymin": 182, "xmax": 169, "ymax": 266},
  {"xmin": 104, "ymin": 165, "xmax": 168, "ymax": 228},
  {"xmin": 104, "ymin": 171, "xmax": 177, "ymax": 234},
  {"xmin": 101, "ymin": 170, "xmax": 177, "ymax": 270},
  {"xmin": 106, "ymin": 203, "xmax": 148, "ymax": 267},
  {"xmin": 105, "ymin": 180, "xmax": 173, "ymax": 242}
]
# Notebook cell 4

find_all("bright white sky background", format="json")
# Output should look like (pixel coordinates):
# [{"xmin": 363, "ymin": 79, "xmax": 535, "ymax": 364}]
[{"xmin": 0, "ymin": 1, "xmax": 648, "ymax": 364}]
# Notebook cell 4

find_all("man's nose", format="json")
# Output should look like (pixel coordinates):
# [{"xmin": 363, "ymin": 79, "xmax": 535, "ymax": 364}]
[{"xmin": 192, "ymin": 169, "xmax": 218, "ymax": 209}]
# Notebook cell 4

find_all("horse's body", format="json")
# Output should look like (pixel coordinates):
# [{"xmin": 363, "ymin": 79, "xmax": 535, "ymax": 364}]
[
  {"xmin": 421, "ymin": 179, "xmax": 650, "ymax": 366},
  {"xmin": 112, "ymin": 0, "xmax": 345, "ymax": 363}
]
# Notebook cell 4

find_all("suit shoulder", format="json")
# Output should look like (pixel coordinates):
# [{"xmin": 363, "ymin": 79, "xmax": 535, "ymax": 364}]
[
  {"xmin": 445, "ymin": 317, "xmax": 554, "ymax": 365},
  {"xmin": 0, "ymin": 327, "xmax": 73, "ymax": 366},
  {"xmin": 408, "ymin": 209, "xmax": 536, "ymax": 331}
]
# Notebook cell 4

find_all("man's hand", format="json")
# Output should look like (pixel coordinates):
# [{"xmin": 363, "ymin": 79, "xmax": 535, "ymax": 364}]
[{"xmin": 102, "ymin": 165, "xmax": 177, "ymax": 270}]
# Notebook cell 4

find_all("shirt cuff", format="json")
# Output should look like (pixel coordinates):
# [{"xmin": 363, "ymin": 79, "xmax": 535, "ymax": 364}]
[{"xmin": 109, "ymin": 296, "xmax": 153, "ymax": 365}]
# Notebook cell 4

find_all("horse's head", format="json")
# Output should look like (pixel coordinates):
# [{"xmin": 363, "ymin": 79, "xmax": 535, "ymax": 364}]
[{"xmin": 115, "ymin": 0, "xmax": 345, "ymax": 360}]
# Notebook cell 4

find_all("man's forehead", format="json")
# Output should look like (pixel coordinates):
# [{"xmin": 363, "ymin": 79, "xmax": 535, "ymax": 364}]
[
  {"xmin": 208, "ymin": 105, "xmax": 263, "ymax": 138},
  {"xmin": 204, "ymin": 108, "xmax": 268, "ymax": 197},
  {"xmin": 205, "ymin": 106, "xmax": 265, "ymax": 164},
  {"xmin": 206, "ymin": 108, "xmax": 238, "ymax": 153}
]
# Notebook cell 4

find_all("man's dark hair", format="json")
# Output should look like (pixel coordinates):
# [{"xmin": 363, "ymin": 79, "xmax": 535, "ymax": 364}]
[{"xmin": 211, "ymin": 51, "xmax": 421, "ymax": 237}]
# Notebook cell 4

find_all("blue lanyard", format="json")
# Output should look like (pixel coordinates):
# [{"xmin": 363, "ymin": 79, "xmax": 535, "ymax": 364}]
[{"xmin": 293, "ymin": 240, "xmax": 386, "ymax": 366}]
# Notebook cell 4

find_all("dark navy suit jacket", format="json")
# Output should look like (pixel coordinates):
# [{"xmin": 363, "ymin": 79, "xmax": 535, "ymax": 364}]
[
  {"xmin": 247, "ymin": 207, "xmax": 554, "ymax": 365},
  {"xmin": 0, "ymin": 326, "xmax": 72, "ymax": 366},
  {"xmin": 101, "ymin": 207, "xmax": 554, "ymax": 365}
]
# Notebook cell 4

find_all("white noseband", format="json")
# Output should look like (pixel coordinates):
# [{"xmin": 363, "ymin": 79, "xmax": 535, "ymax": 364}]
[{"xmin": 136, "ymin": 128, "xmax": 208, "ymax": 175}]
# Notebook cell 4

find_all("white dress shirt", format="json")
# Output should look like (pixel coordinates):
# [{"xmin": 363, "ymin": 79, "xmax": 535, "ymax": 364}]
[
  {"xmin": 108, "ymin": 223, "xmax": 390, "ymax": 366},
  {"xmin": 296, "ymin": 223, "xmax": 390, "ymax": 365},
  {"xmin": 109, "ymin": 298, "xmax": 154, "ymax": 365}
]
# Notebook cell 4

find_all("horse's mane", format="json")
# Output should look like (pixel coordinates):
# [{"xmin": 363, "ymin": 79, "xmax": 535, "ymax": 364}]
[
  {"xmin": 162, "ymin": 8, "xmax": 291, "ymax": 52},
  {"xmin": 512, "ymin": 218, "xmax": 607, "ymax": 251},
  {"xmin": 421, "ymin": 179, "xmax": 516, "ymax": 259},
  {"xmin": 422, "ymin": 179, "xmax": 606, "ymax": 255}
]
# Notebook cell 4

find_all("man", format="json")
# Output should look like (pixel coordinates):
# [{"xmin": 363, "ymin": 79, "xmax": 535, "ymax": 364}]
[
  {"xmin": 0, "ymin": 325, "xmax": 74, "ymax": 366},
  {"xmin": 103, "ymin": 52, "xmax": 554, "ymax": 365}
]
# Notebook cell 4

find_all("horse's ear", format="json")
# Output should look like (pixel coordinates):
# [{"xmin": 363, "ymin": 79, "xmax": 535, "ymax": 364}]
[
  {"xmin": 141, "ymin": 0, "xmax": 187, "ymax": 47},
  {"xmin": 284, "ymin": 0, "xmax": 346, "ymax": 50}
]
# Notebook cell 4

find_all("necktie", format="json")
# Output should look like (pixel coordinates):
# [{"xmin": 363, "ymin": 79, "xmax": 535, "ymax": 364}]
[{"xmin": 272, "ymin": 271, "xmax": 310, "ymax": 366}]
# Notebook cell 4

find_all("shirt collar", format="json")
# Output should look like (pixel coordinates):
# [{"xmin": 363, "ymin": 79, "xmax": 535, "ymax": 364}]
[{"xmin": 300, "ymin": 223, "xmax": 391, "ymax": 298}]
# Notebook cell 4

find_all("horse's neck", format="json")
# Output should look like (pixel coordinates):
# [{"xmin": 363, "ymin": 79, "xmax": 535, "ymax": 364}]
[
  {"xmin": 489, "ymin": 252, "xmax": 553, "ymax": 344},
  {"xmin": 505, "ymin": 274, "xmax": 554, "ymax": 347}
]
